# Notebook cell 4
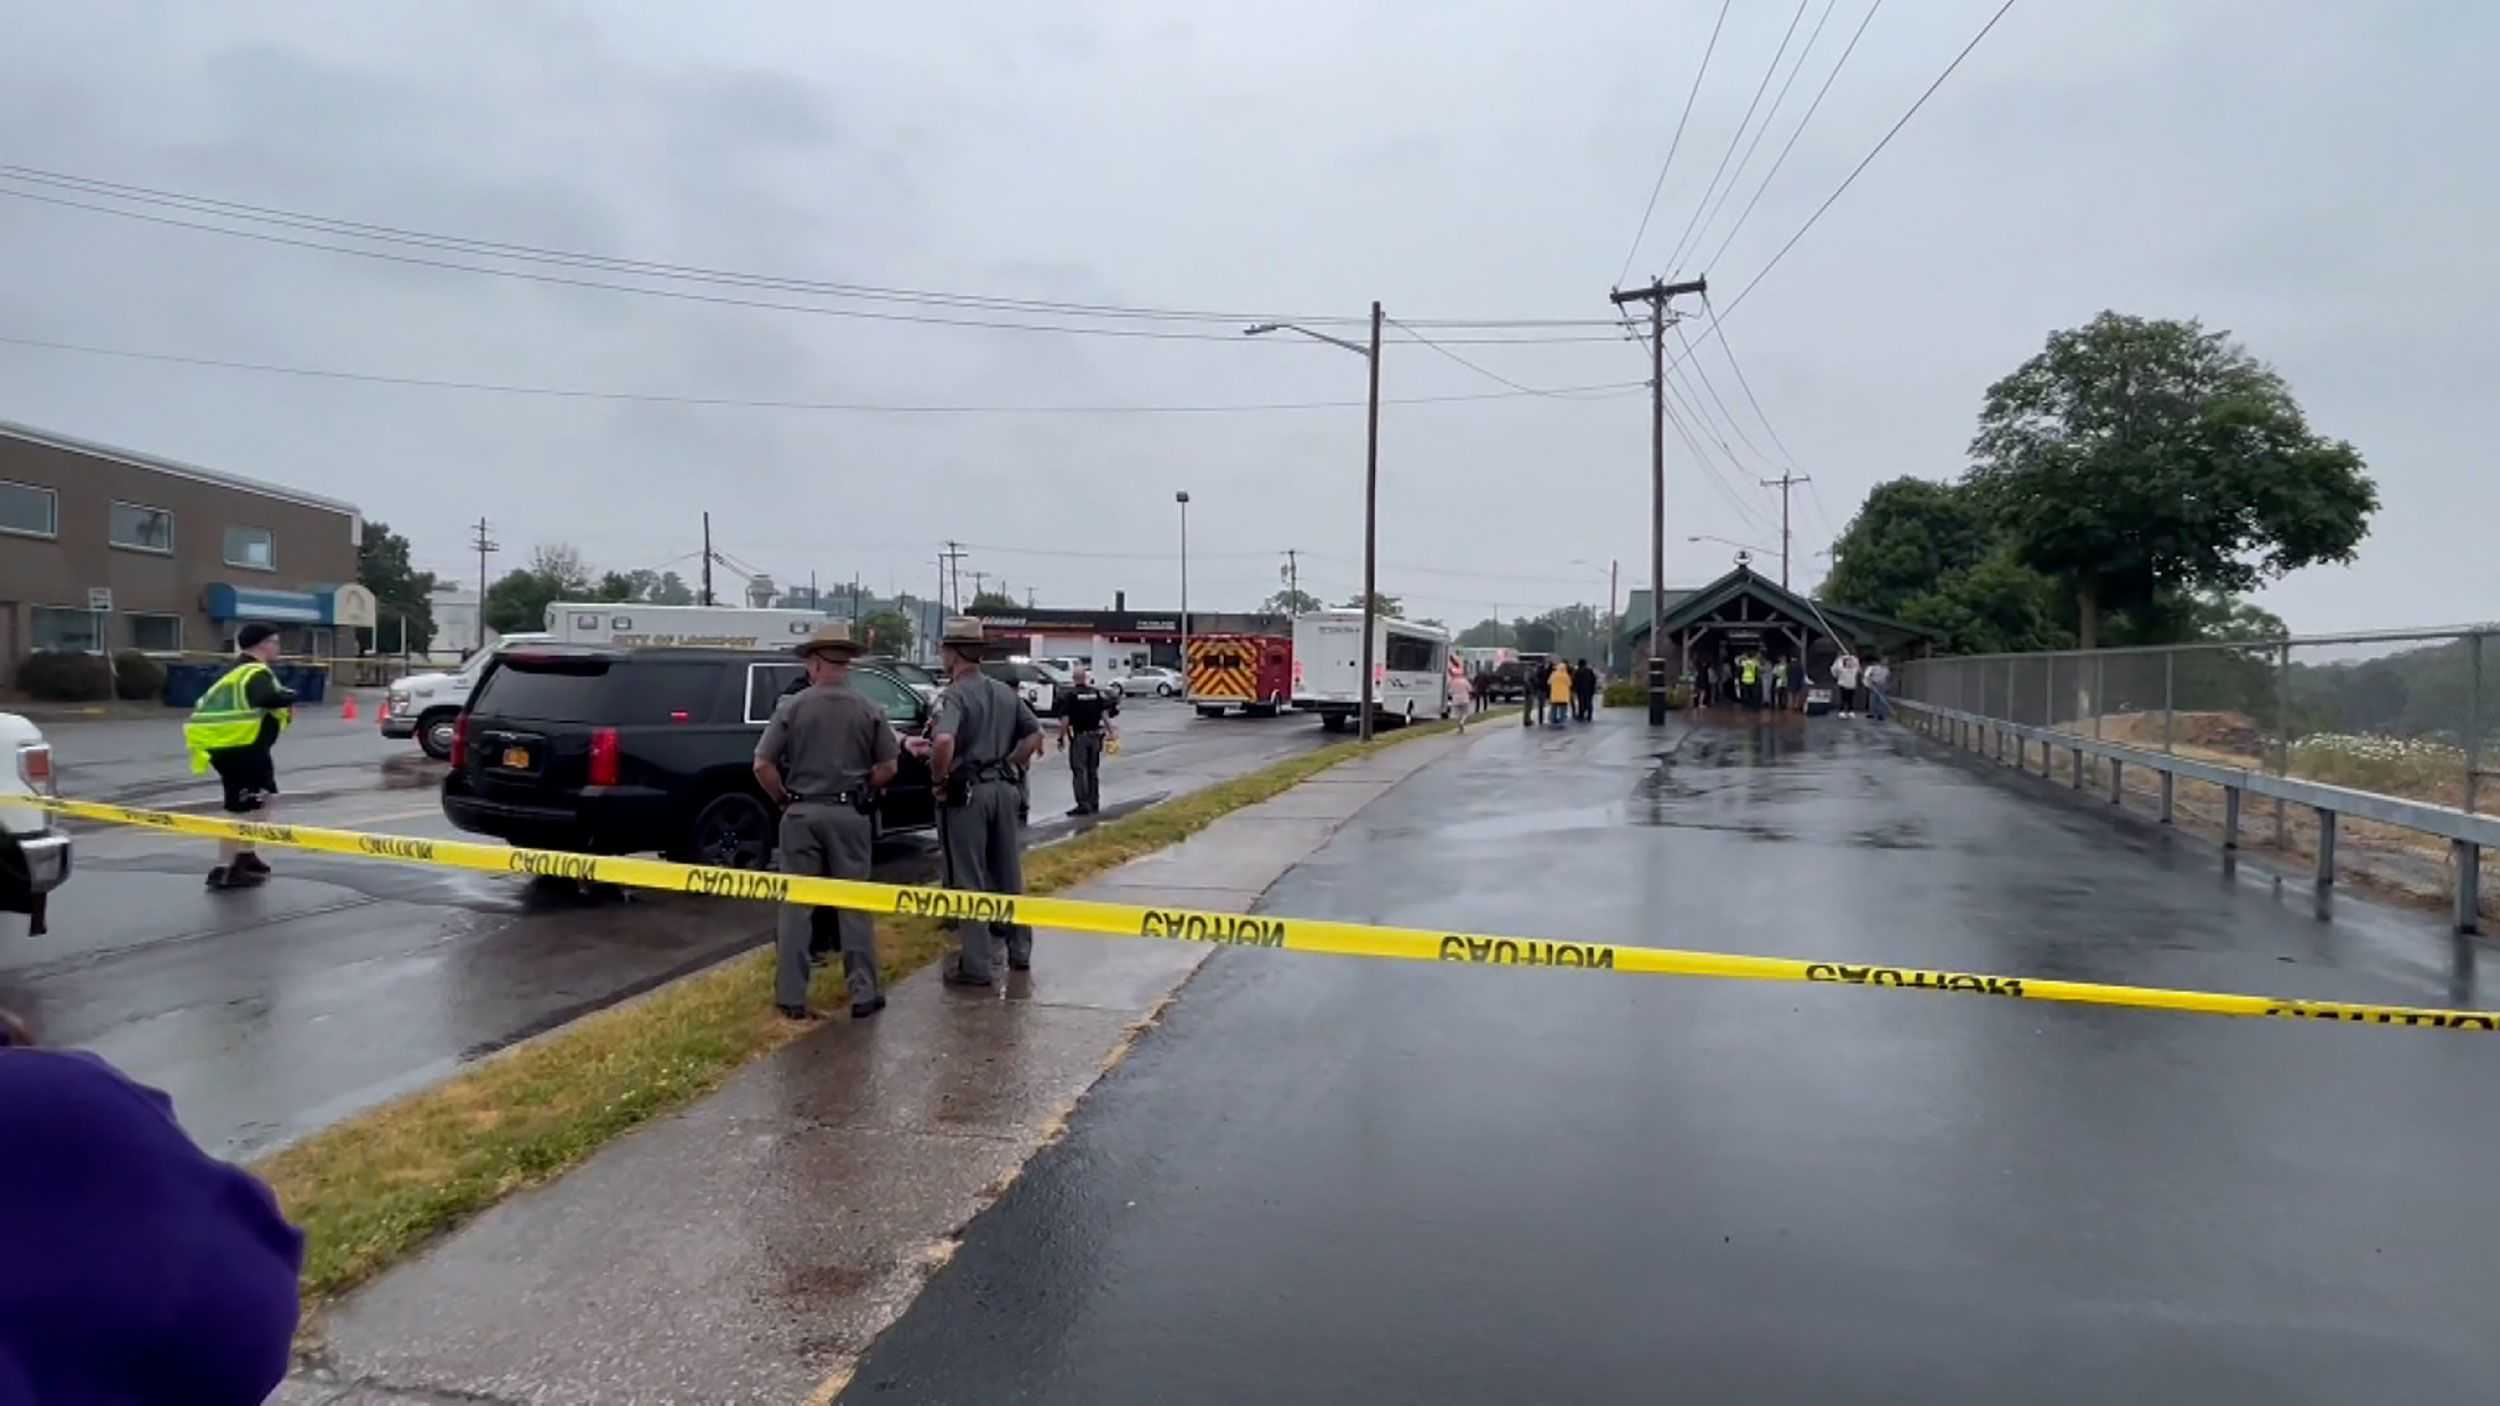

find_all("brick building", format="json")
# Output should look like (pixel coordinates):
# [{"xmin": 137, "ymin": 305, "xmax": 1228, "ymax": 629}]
[{"xmin": 0, "ymin": 419, "xmax": 370, "ymax": 686}]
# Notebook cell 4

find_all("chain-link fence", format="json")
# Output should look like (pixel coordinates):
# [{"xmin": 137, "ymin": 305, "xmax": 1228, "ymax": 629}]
[{"xmin": 1896, "ymin": 628, "xmax": 2498, "ymax": 920}]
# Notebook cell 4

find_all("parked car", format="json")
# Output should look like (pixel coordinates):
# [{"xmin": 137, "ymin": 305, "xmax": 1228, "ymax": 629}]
[
  {"xmin": 0, "ymin": 712, "xmax": 70, "ymax": 935},
  {"xmin": 862, "ymin": 654, "xmax": 943, "ymax": 706},
  {"xmin": 1111, "ymin": 665, "xmax": 1184, "ymax": 698},
  {"xmin": 984, "ymin": 658, "xmax": 1061, "ymax": 717},
  {"xmin": 441, "ymin": 647, "xmax": 938, "ymax": 868}
]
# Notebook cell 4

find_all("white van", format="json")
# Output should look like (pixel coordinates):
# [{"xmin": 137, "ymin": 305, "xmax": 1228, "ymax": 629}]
[
  {"xmin": 1289, "ymin": 610, "xmax": 1451, "ymax": 732},
  {"xmin": 381, "ymin": 632, "xmax": 553, "ymax": 758}
]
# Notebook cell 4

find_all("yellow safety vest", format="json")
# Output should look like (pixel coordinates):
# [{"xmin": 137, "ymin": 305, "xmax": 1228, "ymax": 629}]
[
  {"xmin": 1740, "ymin": 658, "xmax": 1759, "ymax": 685},
  {"xmin": 185, "ymin": 660, "xmax": 291, "ymax": 772}
]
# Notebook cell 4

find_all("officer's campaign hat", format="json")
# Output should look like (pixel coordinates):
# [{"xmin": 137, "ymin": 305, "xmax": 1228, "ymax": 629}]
[
  {"xmin": 938, "ymin": 616, "xmax": 993, "ymax": 654},
  {"xmin": 793, "ymin": 620, "xmax": 864, "ymax": 660}
]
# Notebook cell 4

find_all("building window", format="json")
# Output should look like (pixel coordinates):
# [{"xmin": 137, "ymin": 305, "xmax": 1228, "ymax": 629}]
[
  {"xmin": 0, "ymin": 480, "xmax": 57, "ymax": 538},
  {"xmin": 109, "ymin": 500, "xmax": 176, "ymax": 553},
  {"xmin": 223, "ymin": 524, "xmax": 276, "ymax": 570},
  {"xmin": 31, "ymin": 606, "xmax": 103, "ymax": 652},
  {"xmin": 126, "ymin": 613, "xmax": 183, "ymax": 652}
]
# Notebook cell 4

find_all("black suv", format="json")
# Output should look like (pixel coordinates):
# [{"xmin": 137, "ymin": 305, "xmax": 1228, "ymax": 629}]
[{"xmin": 441, "ymin": 646, "xmax": 938, "ymax": 867}]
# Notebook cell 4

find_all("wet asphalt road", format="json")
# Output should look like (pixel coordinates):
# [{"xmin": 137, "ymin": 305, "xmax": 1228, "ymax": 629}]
[
  {"xmin": 0, "ymin": 693, "xmax": 1339, "ymax": 1156},
  {"xmin": 845, "ymin": 711, "xmax": 2500, "ymax": 1404}
]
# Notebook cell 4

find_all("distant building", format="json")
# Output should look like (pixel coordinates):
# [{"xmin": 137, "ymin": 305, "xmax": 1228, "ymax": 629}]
[
  {"xmin": 0, "ymin": 419, "xmax": 369, "ymax": 685},
  {"xmin": 969, "ymin": 598, "xmax": 1287, "ymax": 669}
]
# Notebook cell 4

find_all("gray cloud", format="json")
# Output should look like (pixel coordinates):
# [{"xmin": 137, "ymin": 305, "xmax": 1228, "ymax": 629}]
[{"xmin": 0, "ymin": 0, "xmax": 2487, "ymax": 631}]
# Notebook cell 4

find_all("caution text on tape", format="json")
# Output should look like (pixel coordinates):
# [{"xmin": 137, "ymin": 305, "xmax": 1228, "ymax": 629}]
[{"xmin": 45, "ymin": 796, "xmax": 2500, "ymax": 1033}]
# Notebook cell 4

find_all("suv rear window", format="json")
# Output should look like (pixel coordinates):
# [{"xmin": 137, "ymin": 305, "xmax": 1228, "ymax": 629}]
[
  {"xmin": 475, "ymin": 657, "xmax": 723, "ymax": 723},
  {"xmin": 473, "ymin": 658, "xmax": 612, "ymax": 719}
]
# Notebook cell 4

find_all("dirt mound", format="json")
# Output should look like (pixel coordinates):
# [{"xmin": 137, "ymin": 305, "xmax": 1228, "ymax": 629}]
[{"xmin": 2096, "ymin": 710, "xmax": 2263, "ymax": 754}]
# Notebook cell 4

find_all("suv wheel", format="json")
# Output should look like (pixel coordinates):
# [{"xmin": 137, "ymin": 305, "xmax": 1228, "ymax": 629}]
[
  {"xmin": 688, "ymin": 791, "xmax": 775, "ymax": 870},
  {"xmin": 417, "ymin": 710, "xmax": 460, "ymax": 761}
]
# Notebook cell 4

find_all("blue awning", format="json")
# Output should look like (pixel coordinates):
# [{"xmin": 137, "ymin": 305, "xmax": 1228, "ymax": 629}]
[{"xmin": 203, "ymin": 583, "xmax": 326, "ymax": 624}]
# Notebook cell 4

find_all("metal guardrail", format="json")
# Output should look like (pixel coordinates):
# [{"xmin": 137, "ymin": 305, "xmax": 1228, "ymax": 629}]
[{"xmin": 1892, "ymin": 698, "xmax": 2488, "ymax": 935}]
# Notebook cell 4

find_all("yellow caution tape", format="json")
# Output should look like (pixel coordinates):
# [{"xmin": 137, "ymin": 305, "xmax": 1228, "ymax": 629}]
[{"xmin": 47, "ymin": 796, "xmax": 2500, "ymax": 1032}]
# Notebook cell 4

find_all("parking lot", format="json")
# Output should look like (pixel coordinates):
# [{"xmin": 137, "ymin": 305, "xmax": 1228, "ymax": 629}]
[{"xmin": 2, "ymin": 688, "xmax": 1347, "ymax": 1155}]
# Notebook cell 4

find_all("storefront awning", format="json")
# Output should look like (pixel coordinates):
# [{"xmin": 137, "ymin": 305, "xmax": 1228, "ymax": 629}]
[{"xmin": 203, "ymin": 582, "xmax": 376, "ymax": 627}]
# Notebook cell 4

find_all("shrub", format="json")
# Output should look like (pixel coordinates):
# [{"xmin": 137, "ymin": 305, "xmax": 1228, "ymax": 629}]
[
  {"xmin": 18, "ymin": 652, "xmax": 112, "ymax": 702},
  {"xmin": 112, "ymin": 650, "xmax": 168, "ymax": 701},
  {"xmin": 1602, "ymin": 679, "xmax": 1646, "ymax": 708}
]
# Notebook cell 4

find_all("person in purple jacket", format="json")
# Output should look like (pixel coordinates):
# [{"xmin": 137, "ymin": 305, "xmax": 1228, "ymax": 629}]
[{"xmin": 0, "ymin": 1010, "xmax": 303, "ymax": 1406}]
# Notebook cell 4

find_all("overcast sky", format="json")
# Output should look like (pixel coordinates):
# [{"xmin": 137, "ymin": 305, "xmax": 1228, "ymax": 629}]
[{"xmin": 1, "ymin": 1, "xmax": 2488, "ymax": 633}]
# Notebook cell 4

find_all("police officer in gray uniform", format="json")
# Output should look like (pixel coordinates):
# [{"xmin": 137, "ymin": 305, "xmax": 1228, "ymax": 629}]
[
  {"xmin": 931, "ymin": 617, "xmax": 1046, "ymax": 985},
  {"xmin": 754, "ymin": 621, "xmax": 899, "ymax": 1020}
]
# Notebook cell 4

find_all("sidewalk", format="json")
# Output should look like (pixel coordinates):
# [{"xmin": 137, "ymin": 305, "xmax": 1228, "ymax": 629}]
[{"xmin": 278, "ymin": 729, "xmax": 1472, "ymax": 1405}]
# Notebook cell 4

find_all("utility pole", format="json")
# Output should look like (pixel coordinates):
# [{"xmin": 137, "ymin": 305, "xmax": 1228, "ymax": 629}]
[
  {"xmin": 1759, "ymin": 471, "xmax": 1812, "ymax": 590},
  {"xmin": 700, "ymin": 512, "xmax": 715, "ymax": 606},
  {"xmin": 1027, "ymin": 586, "xmax": 1037, "ymax": 608},
  {"xmin": 1609, "ymin": 275, "xmax": 1707, "ymax": 724},
  {"xmin": 970, "ymin": 570, "xmax": 989, "ymax": 605},
  {"xmin": 469, "ymin": 517, "xmax": 499, "ymax": 647},
  {"xmin": 940, "ymin": 541, "xmax": 967, "ymax": 615},
  {"xmin": 1282, "ymin": 548, "xmax": 1300, "ymax": 614}
]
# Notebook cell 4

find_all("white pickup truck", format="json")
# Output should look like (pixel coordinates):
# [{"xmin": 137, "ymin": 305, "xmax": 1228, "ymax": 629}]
[
  {"xmin": 0, "ymin": 711, "xmax": 71, "ymax": 935},
  {"xmin": 380, "ymin": 632, "xmax": 553, "ymax": 759}
]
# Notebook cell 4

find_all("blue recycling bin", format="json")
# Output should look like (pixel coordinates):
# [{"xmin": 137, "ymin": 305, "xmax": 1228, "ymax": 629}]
[
  {"xmin": 159, "ymin": 662, "xmax": 218, "ymax": 709},
  {"xmin": 275, "ymin": 663, "xmax": 329, "ymax": 706}
]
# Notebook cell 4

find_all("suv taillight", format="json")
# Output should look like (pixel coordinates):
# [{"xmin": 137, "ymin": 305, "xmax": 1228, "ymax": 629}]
[
  {"xmin": 588, "ymin": 727, "xmax": 621, "ymax": 787},
  {"xmin": 451, "ymin": 711, "xmax": 469, "ymax": 768},
  {"xmin": 17, "ymin": 743, "xmax": 54, "ymax": 797}
]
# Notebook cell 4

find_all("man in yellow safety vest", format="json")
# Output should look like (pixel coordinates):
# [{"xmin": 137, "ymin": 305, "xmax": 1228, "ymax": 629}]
[{"xmin": 185, "ymin": 622, "xmax": 298, "ymax": 890}]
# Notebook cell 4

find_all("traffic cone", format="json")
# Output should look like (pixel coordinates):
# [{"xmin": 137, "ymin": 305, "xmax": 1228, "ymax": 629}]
[{"xmin": 340, "ymin": 692, "xmax": 360, "ymax": 721}]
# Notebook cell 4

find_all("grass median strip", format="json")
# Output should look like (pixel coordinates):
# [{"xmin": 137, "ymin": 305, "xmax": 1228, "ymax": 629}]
[{"xmin": 259, "ymin": 718, "xmax": 1460, "ymax": 1304}]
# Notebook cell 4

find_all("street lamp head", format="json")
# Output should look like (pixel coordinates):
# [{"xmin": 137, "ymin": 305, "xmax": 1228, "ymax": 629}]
[
  {"xmin": 1243, "ymin": 324, "xmax": 1280, "ymax": 337},
  {"xmin": 1175, "ymin": 491, "xmax": 1191, "ymax": 504}
]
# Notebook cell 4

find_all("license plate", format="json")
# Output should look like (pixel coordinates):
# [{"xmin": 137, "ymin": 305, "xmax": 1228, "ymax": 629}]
[{"xmin": 501, "ymin": 746, "xmax": 531, "ymax": 769}]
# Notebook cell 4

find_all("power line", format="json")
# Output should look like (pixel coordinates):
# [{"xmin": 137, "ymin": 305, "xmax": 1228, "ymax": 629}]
[
  {"xmin": 1677, "ymin": 0, "xmax": 1843, "ymax": 273},
  {"xmin": 1698, "ymin": 292, "xmax": 1804, "ymax": 469},
  {"xmin": 0, "ymin": 182, "xmax": 1622, "ymax": 347},
  {"xmin": 1657, "ymin": 369, "xmax": 1776, "ymax": 533},
  {"xmin": 1384, "ymin": 318, "xmax": 1610, "ymax": 398},
  {"xmin": 1697, "ymin": 0, "xmax": 1885, "ymax": 278},
  {"xmin": 0, "ymin": 331, "xmax": 1648, "ymax": 415},
  {"xmin": 1660, "ymin": 0, "xmax": 1817, "ymax": 276},
  {"xmin": 1719, "ymin": 0, "xmax": 2021, "ymax": 319},
  {"xmin": 1615, "ymin": 0, "xmax": 1736, "ymax": 288},
  {"xmin": 0, "ymin": 163, "xmax": 1627, "ymax": 332},
  {"xmin": 1670, "ymin": 321, "xmax": 1782, "ymax": 469}
]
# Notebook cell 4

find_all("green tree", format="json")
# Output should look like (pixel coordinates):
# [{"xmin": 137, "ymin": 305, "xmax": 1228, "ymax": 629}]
[
  {"xmin": 969, "ymin": 590, "xmax": 1018, "ymax": 613},
  {"xmin": 1338, "ymin": 592, "xmax": 1402, "ymax": 618},
  {"xmin": 1264, "ymin": 587, "xmax": 1323, "ymax": 616},
  {"xmin": 1821, "ymin": 480, "xmax": 2069, "ymax": 656},
  {"xmin": 1967, "ymin": 311, "xmax": 2376, "ymax": 650},
  {"xmin": 483, "ymin": 543, "xmax": 594, "ymax": 634},
  {"xmin": 858, "ymin": 608, "xmax": 914, "ymax": 656},
  {"xmin": 650, "ymin": 571, "xmax": 696, "ymax": 606},
  {"xmin": 1456, "ymin": 618, "xmax": 1513, "ymax": 647},
  {"xmin": 1820, "ymin": 478, "xmax": 1996, "ymax": 621},
  {"xmin": 356, "ymin": 518, "xmax": 437, "ymax": 654},
  {"xmin": 593, "ymin": 569, "xmax": 661, "ymax": 603}
]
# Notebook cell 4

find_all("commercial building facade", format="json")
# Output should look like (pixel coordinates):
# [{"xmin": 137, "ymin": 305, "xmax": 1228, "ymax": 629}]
[
  {"xmin": 970, "ymin": 602, "xmax": 1288, "ymax": 670},
  {"xmin": 0, "ymin": 419, "xmax": 370, "ymax": 687}
]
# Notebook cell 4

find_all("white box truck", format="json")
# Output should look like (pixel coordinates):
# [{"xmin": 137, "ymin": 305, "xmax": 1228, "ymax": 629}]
[{"xmin": 1289, "ymin": 610, "xmax": 1451, "ymax": 732}]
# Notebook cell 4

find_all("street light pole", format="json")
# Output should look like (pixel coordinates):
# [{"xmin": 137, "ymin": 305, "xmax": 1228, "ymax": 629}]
[
  {"xmin": 1175, "ymin": 491, "xmax": 1191, "ymax": 683},
  {"xmin": 1360, "ymin": 300, "xmax": 1383, "ymax": 741},
  {"xmin": 1245, "ymin": 308, "xmax": 1385, "ymax": 741}
]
